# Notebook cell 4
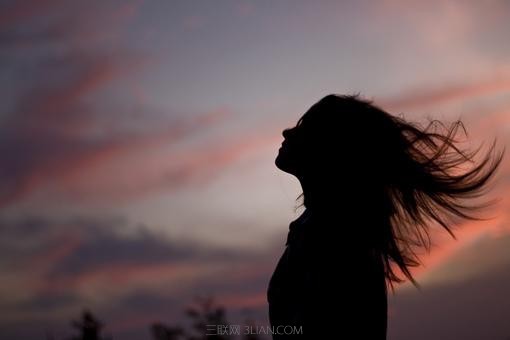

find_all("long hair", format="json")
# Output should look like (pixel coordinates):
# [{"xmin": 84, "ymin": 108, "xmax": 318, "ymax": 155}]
[{"xmin": 293, "ymin": 94, "xmax": 505, "ymax": 289}]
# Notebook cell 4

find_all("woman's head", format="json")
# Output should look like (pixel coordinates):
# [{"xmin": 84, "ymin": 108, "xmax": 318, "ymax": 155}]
[
  {"xmin": 276, "ymin": 93, "xmax": 505, "ymax": 288},
  {"xmin": 276, "ymin": 94, "xmax": 406, "ymax": 208}
]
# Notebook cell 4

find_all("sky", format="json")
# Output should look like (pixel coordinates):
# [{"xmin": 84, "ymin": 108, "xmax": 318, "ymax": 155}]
[{"xmin": 1, "ymin": 0, "xmax": 510, "ymax": 339}]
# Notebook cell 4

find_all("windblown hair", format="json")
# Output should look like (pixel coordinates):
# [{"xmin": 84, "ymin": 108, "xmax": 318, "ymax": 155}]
[{"xmin": 293, "ymin": 94, "xmax": 505, "ymax": 288}]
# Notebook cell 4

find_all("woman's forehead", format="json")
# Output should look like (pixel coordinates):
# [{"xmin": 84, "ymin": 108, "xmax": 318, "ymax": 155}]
[{"xmin": 299, "ymin": 105, "xmax": 331, "ymax": 126}]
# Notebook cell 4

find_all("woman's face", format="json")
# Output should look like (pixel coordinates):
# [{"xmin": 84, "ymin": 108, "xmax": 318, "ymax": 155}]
[{"xmin": 275, "ymin": 117, "xmax": 307, "ymax": 177}]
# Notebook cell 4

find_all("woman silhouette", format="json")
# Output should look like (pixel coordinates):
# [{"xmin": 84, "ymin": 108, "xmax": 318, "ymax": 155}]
[{"xmin": 267, "ymin": 94, "xmax": 504, "ymax": 339}]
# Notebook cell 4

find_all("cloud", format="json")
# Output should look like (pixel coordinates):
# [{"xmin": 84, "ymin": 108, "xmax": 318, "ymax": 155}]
[
  {"xmin": 380, "ymin": 75, "xmax": 510, "ymax": 111},
  {"xmin": 0, "ymin": 0, "xmax": 63, "ymax": 28},
  {"xmin": 0, "ymin": 103, "xmax": 277, "ymax": 207},
  {"xmin": 388, "ymin": 233, "xmax": 510, "ymax": 340},
  {"xmin": 0, "ymin": 0, "xmax": 270, "ymax": 208},
  {"xmin": 0, "ymin": 0, "xmax": 283, "ymax": 209},
  {"xmin": 372, "ymin": 73, "xmax": 510, "ymax": 289},
  {"xmin": 0, "ymin": 0, "xmax": 143, "ymax": 50},
  {"xmin": 0, "ymin": 52, "xmax": 143, "ymax": 207},
  {"xmin": 0, "ymin": 214, "xmax": 279, "ymax": 321},
  {"xmin": 0, "ymin": 0, "xmax": 148, "ymax": 208}
]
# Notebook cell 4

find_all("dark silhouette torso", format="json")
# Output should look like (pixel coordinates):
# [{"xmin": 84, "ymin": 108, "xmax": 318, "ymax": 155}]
[{"xmin": 267, "ymin": 209, "xmax": 387, "ymax": 339}]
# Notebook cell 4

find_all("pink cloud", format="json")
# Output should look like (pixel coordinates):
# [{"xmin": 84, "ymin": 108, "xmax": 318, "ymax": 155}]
[
  {"xmin": 0, "ymin": 108, "xmax": 235, "ymax": 207},
  {"xmin": 31, "ymin": 233, "xmax": 82, "ymax": 272},
  {"xmin": 36, "ymin": 261, "xmax": 207, "ymax": 295},
  {"xmin": 0, "ymin": 0, "xmax": 250, "ymax": 208},
  {"xmin": 398, "ymin": 186, "xmax": 510, "ymax": 286},
  {"xmin": 375, "ymin": 76, "xmax": 510, "ymax": 287},
  {"xmin": 0, "ymin": 0, "xmax": 256, "ymax": 209},
  {"xmin": 217, "ymin": 291, "xmax": 268, "ymax": 309},
  {"xmin": 0, "ymin": 0, "xmax": 64, "ymax": 28},
  {"xmin": 380, "ymin": 75, "xmax": 510, "ymax": 110},
  {"xmin": 0, "ymin": 54, "xmax": 148, "ymax": 207}
]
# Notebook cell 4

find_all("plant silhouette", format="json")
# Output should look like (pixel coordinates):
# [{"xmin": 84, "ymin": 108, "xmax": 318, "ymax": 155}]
[
  {"xmin": 151, "ymin": 323, "xmax": 185, "ymax": 340},
  {"xmin": 185, "ymin": 296, "xmax": 230, "ymax": 340},
  {"xmin": 150, "ymin": 295, "xmax": 263, "ymax": 340},
  {"xmin": 67, "ymin": 309, "xmax": 112, "ymax": 340},
  {"xmin": 58, "ymin": 297, "xmax": 263, "ymax": 340}
]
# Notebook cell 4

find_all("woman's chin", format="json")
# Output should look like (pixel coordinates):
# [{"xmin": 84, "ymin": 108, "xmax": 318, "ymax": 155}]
[
  {"xmin": 275, "ymin": 152, "xmax": 294, "ymax": 174},
  {"xmin": 275, "ymin": 153, "xmax": 285, "ymax": 170}
]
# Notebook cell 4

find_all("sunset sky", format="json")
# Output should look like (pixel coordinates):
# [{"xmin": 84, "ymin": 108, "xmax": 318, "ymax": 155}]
[{"xmin": 1, "ymin": 1, "xmax": 510, "ymax": 339}]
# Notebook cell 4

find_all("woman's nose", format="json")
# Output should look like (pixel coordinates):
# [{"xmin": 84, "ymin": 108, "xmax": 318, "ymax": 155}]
[{"xmin": 282, "ymin": 128, "xmax": 292, "ymax": 139}]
